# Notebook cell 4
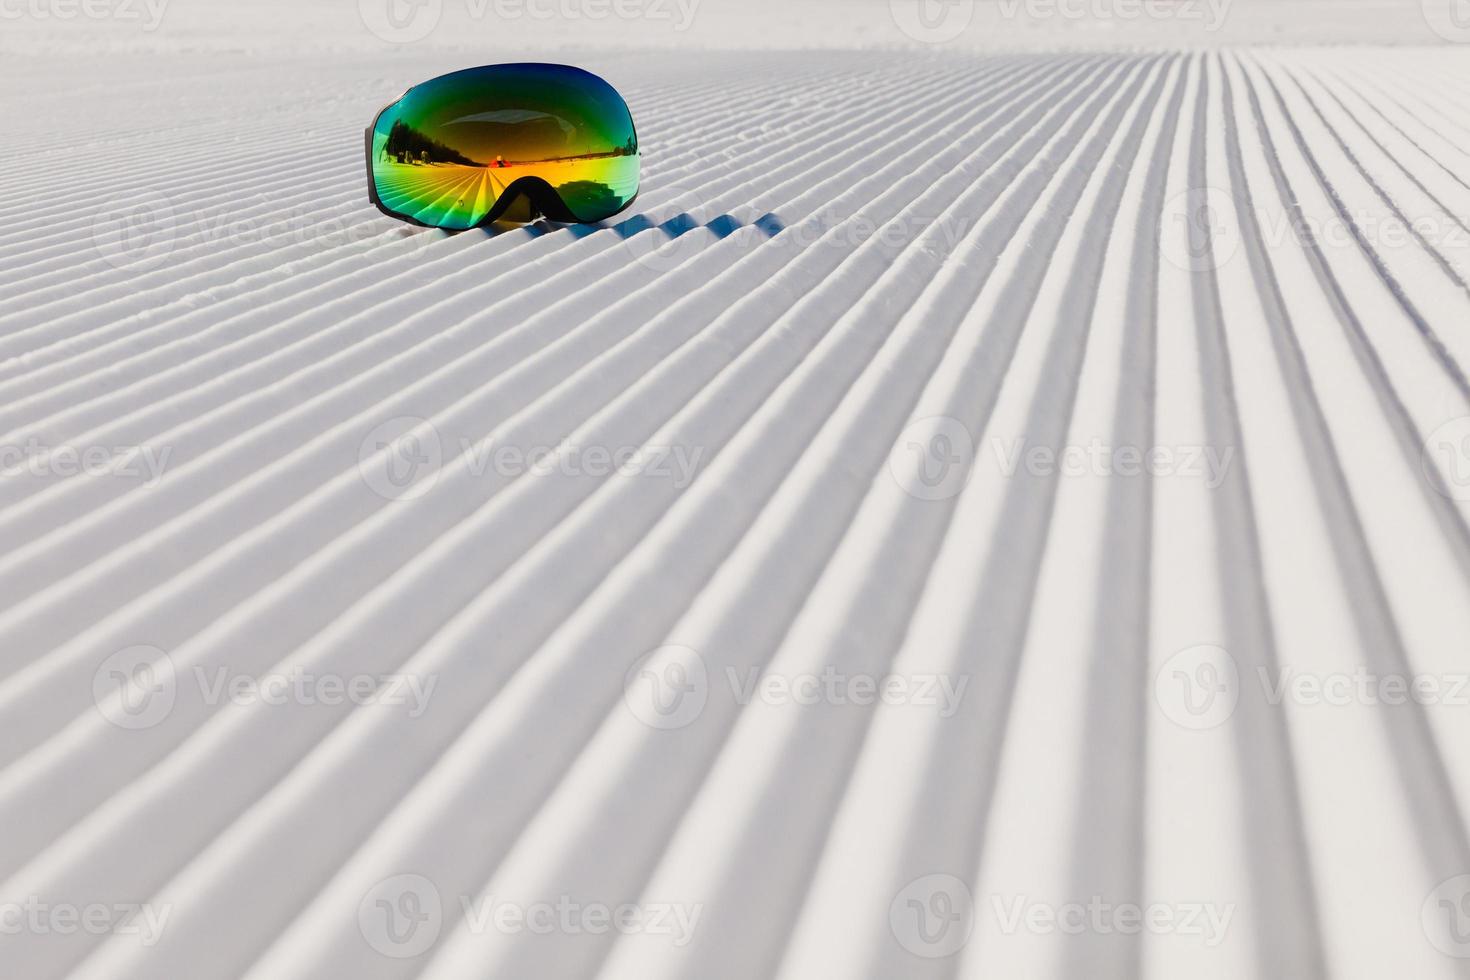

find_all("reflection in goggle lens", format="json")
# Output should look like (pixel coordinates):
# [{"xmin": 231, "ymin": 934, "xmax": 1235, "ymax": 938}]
[{"xmin": 368, "ymin": 63, "xmax": 640, "ymax": 229}]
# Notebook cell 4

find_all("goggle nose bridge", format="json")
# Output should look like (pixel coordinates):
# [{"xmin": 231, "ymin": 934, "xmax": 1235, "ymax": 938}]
[{"xmin": 484, "ymin": 175, "xmax": 581, "ymax": 224}]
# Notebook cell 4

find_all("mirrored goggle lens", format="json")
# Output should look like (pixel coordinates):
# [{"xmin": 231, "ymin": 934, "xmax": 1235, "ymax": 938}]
[{"xmin": 370, "ymin": 63, "xmax": 639, "ymax": 229}]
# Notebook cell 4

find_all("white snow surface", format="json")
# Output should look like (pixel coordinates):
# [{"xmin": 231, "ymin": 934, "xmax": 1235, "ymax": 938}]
[{"xmin": 5, "ymin": 7, "xmax": 1470, "ymax": 979}]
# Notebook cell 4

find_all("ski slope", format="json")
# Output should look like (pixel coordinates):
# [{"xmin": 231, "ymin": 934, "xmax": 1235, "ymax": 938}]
[{"xmin": 4, "ymin": 42, "xmax": 1470, "ymax": 980}]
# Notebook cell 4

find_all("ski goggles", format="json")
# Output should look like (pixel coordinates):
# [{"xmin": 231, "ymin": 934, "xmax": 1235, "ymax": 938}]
[{"xmin": 366, "ymin": 63, "xmax": 640, "ymax": 229}]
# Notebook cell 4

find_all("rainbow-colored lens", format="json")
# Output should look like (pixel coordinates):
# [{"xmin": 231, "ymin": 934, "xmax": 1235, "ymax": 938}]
[{"xmin": 367, "ymin": 64, "xmax": 639, "ymax": 229}]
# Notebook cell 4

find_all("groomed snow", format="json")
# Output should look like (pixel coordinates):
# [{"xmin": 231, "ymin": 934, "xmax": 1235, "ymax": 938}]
[{"xmin": 3, "ymin": 13, "xmax": 1470, "ymax": 980}]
